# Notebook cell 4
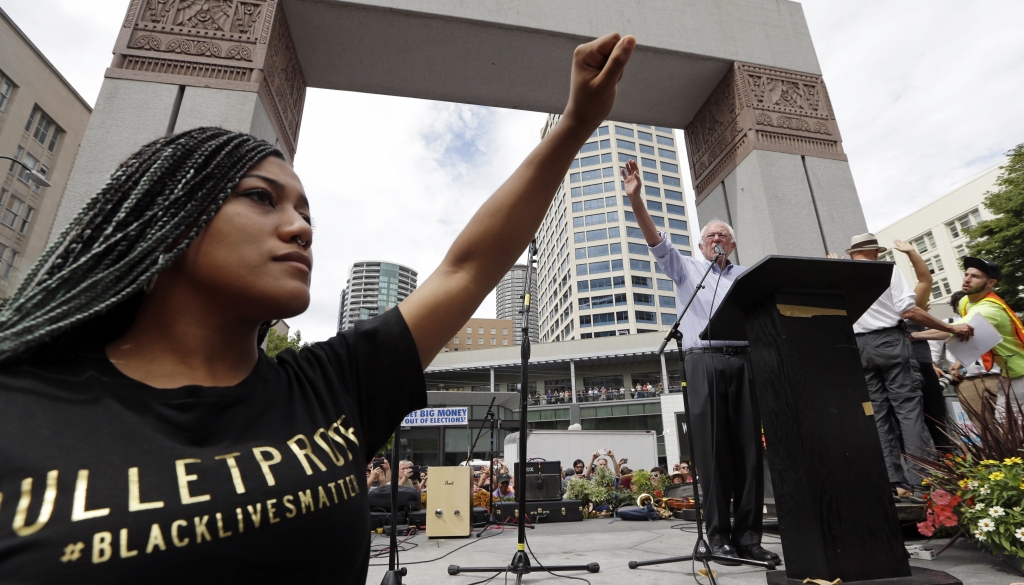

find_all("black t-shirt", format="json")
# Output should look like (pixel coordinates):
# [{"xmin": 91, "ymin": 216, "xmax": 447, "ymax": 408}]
[{"xmin": 0, "ymin": 309, "xmax": 426, "ymax": 584}]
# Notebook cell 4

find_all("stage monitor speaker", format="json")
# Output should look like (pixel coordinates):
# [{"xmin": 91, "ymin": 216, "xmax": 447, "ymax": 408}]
[
  {"xmin": 515, "ymin": 461, "xmax": 562, "ymax": 501},
  {"xmin": 426, "ymin": 466, "xmax": 471, "ymax": 538}
]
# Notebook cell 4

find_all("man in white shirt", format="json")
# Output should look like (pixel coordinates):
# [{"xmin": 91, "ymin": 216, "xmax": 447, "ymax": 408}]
[
  {"xmin": 622, "ymin": 160, "xmax": 778, "ymax": 565},
  {"xmin": 847, "ymin": 233, "xmax": 972, "ymax": 498}
]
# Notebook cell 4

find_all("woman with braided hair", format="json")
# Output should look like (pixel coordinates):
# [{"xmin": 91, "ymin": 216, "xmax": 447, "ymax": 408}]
[{"xmin": 0, "ymin": 34, "xmax": 635, "ymax": 583}]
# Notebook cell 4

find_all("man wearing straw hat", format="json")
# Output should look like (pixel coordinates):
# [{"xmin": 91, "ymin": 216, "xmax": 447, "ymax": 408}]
[{"xmin": 846, "ymin": 233, "xmax": 974, "ymax": 499}]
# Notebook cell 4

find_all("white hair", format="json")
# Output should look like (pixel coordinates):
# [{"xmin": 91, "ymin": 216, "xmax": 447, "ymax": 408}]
[{"xmin": 699, "ymin": 219, "xmax": 736, "ymax": 242}]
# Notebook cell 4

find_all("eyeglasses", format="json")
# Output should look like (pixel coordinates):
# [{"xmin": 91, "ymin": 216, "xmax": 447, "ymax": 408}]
[
  {"xmin": 703, "ymin": 231, "xmax": 732, "ymax": 241},
  {"xmin": 680, "ymin": 466, "xmax": 689, "ymax": 470}
]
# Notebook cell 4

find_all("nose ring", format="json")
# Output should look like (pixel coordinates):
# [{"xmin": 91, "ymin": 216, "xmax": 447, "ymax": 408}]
[{"xmin": 296, "ymin": 237, "xmax": 308, "ymax": 247}]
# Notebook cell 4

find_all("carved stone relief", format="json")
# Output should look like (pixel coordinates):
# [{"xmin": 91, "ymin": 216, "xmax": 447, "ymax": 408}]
[
  {"xmin": 257, "ymin": 7, "xmax": 305, "ymax": 158},
  {"xmin": 684, "ymin": 63, "xmax": 846, "ymax": 204},
  {"xmin": 106, "ymin": 0, "xmax": 305, "ymax": 158}
]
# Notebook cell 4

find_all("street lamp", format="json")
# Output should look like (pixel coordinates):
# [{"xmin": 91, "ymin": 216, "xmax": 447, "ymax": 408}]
[{"xmin": 0, "ymin": 154, "xmax": 52, "ymax": 188}]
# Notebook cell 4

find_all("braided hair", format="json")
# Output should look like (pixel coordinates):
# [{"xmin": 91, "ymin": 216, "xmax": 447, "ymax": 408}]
[{"xmin": 0, "ymin": 126, "xmax": 283, "ymax": 365}]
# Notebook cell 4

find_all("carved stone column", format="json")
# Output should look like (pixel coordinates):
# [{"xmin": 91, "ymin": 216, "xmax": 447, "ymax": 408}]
[
  {"xmin": 684, "ymin": 63, "xmax": 866, "ymax": 261},
  {"xmin": 108, "ymin": 0, "xmax": 305, "ymax": 158},
  {"xmin": 52, "ymin": 0, "xmax": 307, "ymax": 242}
]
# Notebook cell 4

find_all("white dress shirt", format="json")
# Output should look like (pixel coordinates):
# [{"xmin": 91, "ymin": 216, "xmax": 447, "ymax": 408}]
[
  {"xmin": 853, "ymin": 264, "xmax": 917, "ymax": 334},
  {"xmin": 649, "ymin": 232, "xmax": 746, "ymax": 350}
]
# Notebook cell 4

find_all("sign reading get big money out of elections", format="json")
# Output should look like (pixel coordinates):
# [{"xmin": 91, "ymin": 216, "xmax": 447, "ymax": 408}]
[{"xmin": 403, "ymin": 407, "xmax": 469, "ymax": 426}]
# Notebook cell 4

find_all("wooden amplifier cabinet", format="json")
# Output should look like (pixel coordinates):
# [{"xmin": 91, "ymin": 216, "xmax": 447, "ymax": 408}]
[{"xmin": 425, "ymin": 466, "xmax": 471, "ymax": 538}]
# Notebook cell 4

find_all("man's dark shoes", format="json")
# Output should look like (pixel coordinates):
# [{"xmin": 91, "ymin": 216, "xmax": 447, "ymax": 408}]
[
  {"xmin": 736, "ymin": 544, "xmax": 781, "ymax": 564},
  {"xmin": 710, "ymin": 544, "xmax": 741, "ymax": 566}
]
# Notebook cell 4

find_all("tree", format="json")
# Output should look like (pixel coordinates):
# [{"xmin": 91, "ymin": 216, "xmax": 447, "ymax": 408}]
[
  {"xmin": 264, "ymin": 328, "xmax": 308, "ymax": 358},
  {"xmin": 967, "ymin": 143, "xmax": 1024, "ymax": 312}
]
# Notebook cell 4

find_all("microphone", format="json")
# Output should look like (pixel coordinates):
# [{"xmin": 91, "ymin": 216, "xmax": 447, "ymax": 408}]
[{"xmin": 714, "ymin": 244, "xmax": 725, "ymax": 256}]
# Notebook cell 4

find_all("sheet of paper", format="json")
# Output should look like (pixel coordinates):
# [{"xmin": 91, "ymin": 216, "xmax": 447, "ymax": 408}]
[{"xmin": 946, "ymin": 313, "xmax": 1002, "ymax": 366}]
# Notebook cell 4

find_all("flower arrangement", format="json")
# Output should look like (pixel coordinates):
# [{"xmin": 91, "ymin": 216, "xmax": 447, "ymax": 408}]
[
  {"xmin": 920, "ymin": 455, "xmax": 1024, "ymax": 557},
  {"xmin": 472, "ymin": 488, "xmax": 492, "ymax": 509},
  {"xmin": 911, "ymin": 389, "xmax": 1024, "ymax": 563}
]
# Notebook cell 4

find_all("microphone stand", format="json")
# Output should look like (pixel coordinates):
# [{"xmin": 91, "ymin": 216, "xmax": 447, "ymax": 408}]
[
  {"xmin": 380, "ymin": 425, "xmax": 408, "ymax": 585},
  {"xmin": 629, "ymin": 248, "xmax": 775, "ymax": 582},
  {"xmin": 450, "ymin": 240, "xmax": 599, "ymax": 583},
  {"xmin": 465, "ymin": 396, "xmax": 503, "ymax": 536}
]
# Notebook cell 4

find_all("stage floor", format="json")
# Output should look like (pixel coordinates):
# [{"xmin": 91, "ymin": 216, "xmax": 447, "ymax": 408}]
[{"xmin": 366, "ymin": 518, "xmax": 1021, "ymax": 584}]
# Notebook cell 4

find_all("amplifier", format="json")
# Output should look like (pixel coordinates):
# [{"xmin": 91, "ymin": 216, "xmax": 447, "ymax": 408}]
[
  {"xmin": 515, "ymin": 461, "xmax": 562, "ymax": 501},
  {"xmin": 522, "ymin": 461, "xmax": 561, "ymax": 475},
  {"xmin": 494, "ymin": 500, "xmax": 583, "ymax": 523},
  {"xmin": 426, "ymin": 466, "xmax": 471, "ymax": 538}
]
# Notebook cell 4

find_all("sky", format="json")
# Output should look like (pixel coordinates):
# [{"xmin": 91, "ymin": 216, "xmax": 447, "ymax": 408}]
[{"xmin": 3, "ymin": 0, "xmax": 1023, "ymax": 343}]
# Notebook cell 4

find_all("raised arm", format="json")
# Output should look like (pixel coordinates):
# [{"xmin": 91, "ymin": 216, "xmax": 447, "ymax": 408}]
[
  {"xmin": 399, "ymin": 33, "xmax": 636, "ymax": 366},
  {"xmin": 607, "ymin": 450, "xmax": 621, "ymax": 475},
  {"xmin": 893, "ymin": 239, "xmax": 932, "ymax": 309},
  {"xmin": 622, "ymin": 160, "xmax": 662, "ymax": 246}
]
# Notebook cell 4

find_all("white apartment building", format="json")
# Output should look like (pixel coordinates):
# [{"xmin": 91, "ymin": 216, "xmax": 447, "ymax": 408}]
[
  {"xmin": 337, "ymin": 260, "xmax": 417, "ymax": 330},
  {"xmin": 875, "ymin": 161, "xmax": 1006, "ymax": 320},
  {"xmin": 536, "ymin": 115, "xmax": 695, "ymax": 342},
  {"xmin": 496, "ymin": 263, "xmax": 538, "ymax": 345}
]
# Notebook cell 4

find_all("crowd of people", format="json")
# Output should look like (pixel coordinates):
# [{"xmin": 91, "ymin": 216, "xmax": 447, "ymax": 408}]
[
  {"xmin": 365, "ymin": 450, "xmax": 698, "ymax": 508},
  {"xmin": 533, "ymin": 382, "xmax": 672, "ymax": 405}
]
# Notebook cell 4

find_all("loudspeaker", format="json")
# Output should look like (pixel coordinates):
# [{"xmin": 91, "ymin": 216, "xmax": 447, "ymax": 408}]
[
  {"xmin": 514, "ymin": 461, "xmax": 562, "ymax": 501},
  {"xmin": 426, "ymin": 466, "xmax": 471, "ymax": 538}
]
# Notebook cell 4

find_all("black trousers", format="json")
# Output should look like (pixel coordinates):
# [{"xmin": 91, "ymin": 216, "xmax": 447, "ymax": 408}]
[
  {"xmin": 684, "ymin": 351, "xmax": 763, "ymax": 547},
  {"xmin": 918, "ymin": 360, "xmax": 952, "ymax": 451}
]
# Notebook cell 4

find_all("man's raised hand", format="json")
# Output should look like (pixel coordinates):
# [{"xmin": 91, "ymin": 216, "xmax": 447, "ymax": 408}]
[
  {"xmin": 621, "ymin": 159, "xmax": 642, "ymax": 199},
  {"xmin": 563, "ymin": 33, "xmax": 636, "ymax": 131}
]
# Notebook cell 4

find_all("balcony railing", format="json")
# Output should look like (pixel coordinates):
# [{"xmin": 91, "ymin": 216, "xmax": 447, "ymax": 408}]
[{"xmin": 525, "ymin": 385, "xmax": 683, "ymax": 406}]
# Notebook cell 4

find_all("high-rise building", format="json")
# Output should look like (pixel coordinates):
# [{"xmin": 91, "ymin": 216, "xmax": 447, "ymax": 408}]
[
  {"xmin": 338, "ymin": 261, "xmax": 417, "ymax": 330},
  {"xmin": 496, "ymin": 263, "xmax": 538, "ymax": 345},
  {"xmin": 875, "ymin": 160, "xmax": 1006, "ymax": 320},
  {"xmin": 439, "ymin": 317, "xmax": 515, "ymax": 354},
  {"xmin": 0, "ymin": 8, "xmax": 91, "ymax": 298},
  {"xmin": 535, "ymin": 115, "xmax": 696, "ymax": 342}
]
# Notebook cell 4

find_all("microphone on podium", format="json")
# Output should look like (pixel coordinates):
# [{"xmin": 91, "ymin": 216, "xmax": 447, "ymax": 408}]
[{"xmin": 714, "ymin": 244, "xmax": 725, "ymax": 256}]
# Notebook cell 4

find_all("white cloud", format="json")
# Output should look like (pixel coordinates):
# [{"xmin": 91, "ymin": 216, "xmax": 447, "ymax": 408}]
[
  {"xmin": 290, "ymin": 91, "xmax": 544, "ymax": 341},
  {"xmin": 800, "ymin": 0, "xmax": 1024, "ymax": 231},
  {"xmin": 5, "ymin": 0, "xmax": 1024, "ymax": 343}
]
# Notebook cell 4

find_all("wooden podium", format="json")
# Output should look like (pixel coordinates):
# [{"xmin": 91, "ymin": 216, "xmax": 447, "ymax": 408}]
[{"xmin": 701, "ymin": 256, "xmax": 959, "ymax": 584}]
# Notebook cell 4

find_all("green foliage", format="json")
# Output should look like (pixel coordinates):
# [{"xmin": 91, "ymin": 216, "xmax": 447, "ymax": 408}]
[
  {"xmin": 966, "ymin": 143, "xmax": 1024, "ymax": 311},
  {"xmin": 631, "ymin": 469, "xmax": 655, "ymax": 496},
  {"xmin": 592, "ymin": 465, "xmax": 616, "ymax": 489},
  {"xmin": 265, "ymin": 328, "xmax": 308, "ymax": 358},
  {"xmin": 564, "ymin": 476, "xmax": 608, "ymax": 507}
]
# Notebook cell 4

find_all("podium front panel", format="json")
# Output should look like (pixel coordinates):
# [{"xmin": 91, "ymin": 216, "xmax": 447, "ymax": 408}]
[{"xmin": 747, "ymin": 293, "xmax": 910, "ymax": 580}]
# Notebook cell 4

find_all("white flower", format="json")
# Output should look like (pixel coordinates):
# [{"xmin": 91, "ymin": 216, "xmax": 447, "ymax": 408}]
[
  {"xmin": 975, "ymin": 503, "xmax": 986, "ymax": 511},
  {"xmin": 990, "ymin": 506, "xmax": 1006, "ymax": 517},
  {"xmin": 978, "ymin": 518, "xmax": 997, "ymax": 532},
  {"xmin": 968, "ymin": 480, "xmax": 980, "ymax": 489},
  {"xmin": 1015, "ymin": 527, "xmax": 1024, "ymax": 542},
  {"xmin": 975, "ymin": 528, "xmax": 988, "ymax": 541},
  {"xmin": 980, "ymin": 485, "xmax": 991, "ymax": 495}
]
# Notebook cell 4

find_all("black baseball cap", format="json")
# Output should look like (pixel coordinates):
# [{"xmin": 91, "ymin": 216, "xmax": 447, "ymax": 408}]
[
  {"xmin": 964, "ymin": 257, "xmax": 1001, "ymax": 280},
  {"xmin": 499, "ymin": 474, "xmax": 511, "ymax": 484}
]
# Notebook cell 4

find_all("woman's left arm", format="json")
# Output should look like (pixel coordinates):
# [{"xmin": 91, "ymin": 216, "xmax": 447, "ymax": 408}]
[{"xmin": 399, "ymin": 33, "xmax": 635, "ymax": 366}]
